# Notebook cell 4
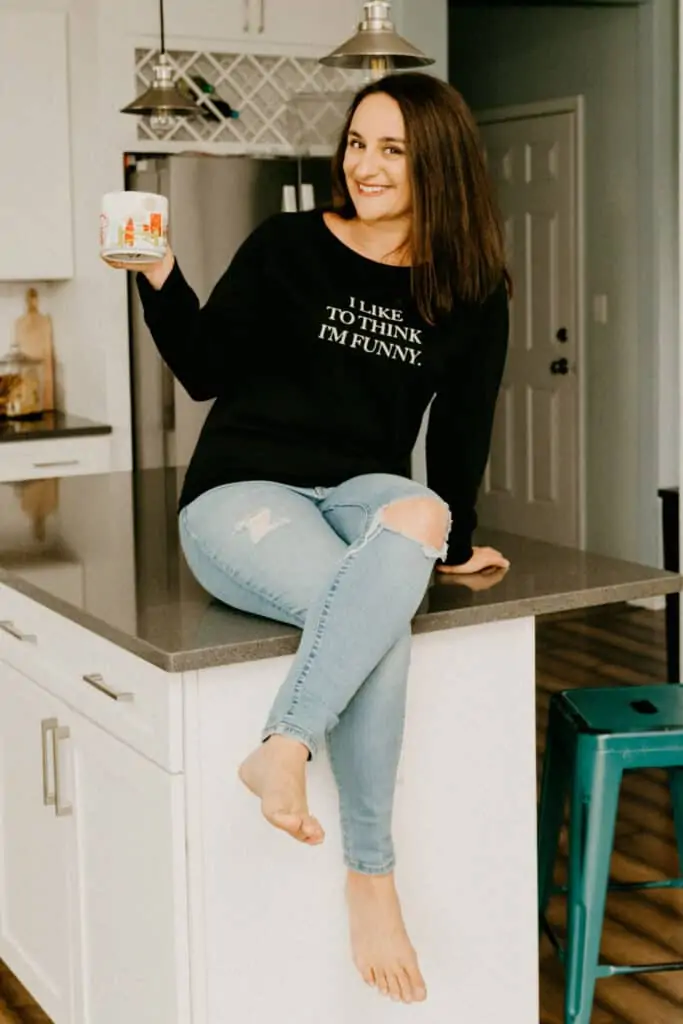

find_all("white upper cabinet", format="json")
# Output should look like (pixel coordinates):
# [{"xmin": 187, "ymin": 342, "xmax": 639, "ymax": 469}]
[
  {"xmin": 130, "ymin": 0, "xmax": 250, "ymax": 42},
  {"xmin": 129, "ymin": 0, "xmax": 359, "ymax": 51},
  {"xmin": 0, "ymin": 11, "xmax": 74, "ymax": 281},
  {"xmin": 248, "ymin": 0, "xmax": 360, "ymax": 51}
]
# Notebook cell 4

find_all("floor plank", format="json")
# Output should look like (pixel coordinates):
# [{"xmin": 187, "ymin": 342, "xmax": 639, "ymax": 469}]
[{"xmin": 0, "ymin": 601, "xmax": 678, "ymax": 1022}]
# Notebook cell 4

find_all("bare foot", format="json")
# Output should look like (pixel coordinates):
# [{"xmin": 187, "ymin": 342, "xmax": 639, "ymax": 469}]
[
  {"xmin": 238, "ymin": 735, "xmax": 325, "ymax": 845},
  {"xmin": 346, "ymin": 871, "xmax": 427, "ymax": 1004}
]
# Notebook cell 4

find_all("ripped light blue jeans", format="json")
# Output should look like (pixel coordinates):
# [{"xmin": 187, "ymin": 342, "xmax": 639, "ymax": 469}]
[{"xmin": 179, "ymin": 473, "xmax": 451, "ymax": 875}]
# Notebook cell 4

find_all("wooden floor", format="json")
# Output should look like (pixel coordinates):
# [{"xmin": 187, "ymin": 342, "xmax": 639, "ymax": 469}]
[{"xmin": 0, "ymin": 602, "xmax": 679, "ymax": 1023}]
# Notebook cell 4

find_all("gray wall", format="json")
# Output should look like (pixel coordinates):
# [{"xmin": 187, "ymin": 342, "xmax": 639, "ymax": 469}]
[{"xmin": 449, "ymin": 2, "xmax": 678, "ymax": 567}]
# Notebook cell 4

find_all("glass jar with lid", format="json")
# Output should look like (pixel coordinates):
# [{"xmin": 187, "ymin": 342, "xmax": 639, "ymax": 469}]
[{"xmin": 0, "ymin": 341, "xmax": 44, "ymax": 419}]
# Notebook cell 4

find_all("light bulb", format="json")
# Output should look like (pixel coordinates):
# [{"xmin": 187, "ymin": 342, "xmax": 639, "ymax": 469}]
[{"xmin": 150, "ymin": 110, "xmax": 175, "ymax": 132}]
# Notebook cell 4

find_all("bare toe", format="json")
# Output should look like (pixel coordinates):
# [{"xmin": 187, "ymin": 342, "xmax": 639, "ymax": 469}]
[
  {"xmin": 300, "ymin": 815, "xmax": 325, "ymax": 844},
  {"xmin": 398, "ymin": 968, "xmax": 414, "ymax": 1004},
  {"xmin": 376, "ymin": 969, "xmax": 390, "ymax": 998},
  {"xmin": 361, "ymin": 966, "xmax": 375, "ymax": 988},
  {"xmin": 405, "ymin": 960, "xmax": 427, "ymax": 1002},
  {"xmin": 386, "ymin": 970, "xmax": 403, "ymax": 1003}
]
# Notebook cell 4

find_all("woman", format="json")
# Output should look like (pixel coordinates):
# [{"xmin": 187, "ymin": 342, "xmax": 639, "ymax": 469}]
[{"xmin": 106, "ymin": 72, "xmax": 510, "ymax": 1006}]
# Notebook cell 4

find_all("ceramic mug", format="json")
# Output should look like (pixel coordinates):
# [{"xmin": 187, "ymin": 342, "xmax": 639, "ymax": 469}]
[{"xmin": 100, "ymin": 191, "xmax": 169, "ymax": 264}]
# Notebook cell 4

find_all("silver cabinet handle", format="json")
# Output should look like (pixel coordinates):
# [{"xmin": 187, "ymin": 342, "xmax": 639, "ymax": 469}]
[
  {"xmin": 32, "ymin": 459, "xmax": 80, "ymax": 468},
  {"xmin": 41, "ymin": 717, "xmax": 58, "ymax": 806},
  {"xmin": 82, "ymin": 672, "xmax": 134, "ymax": 703},
  {"xmin": 243, "ymin": 0, "xmax": 250, "ymax": 31},
  {"xmin": 0, "ymin": 620, "xmax": 37, "ymax": 643},
  {"xmin": 258, "ymin": 0, "xmax": 265, "ymax": 33},
  {"xmin": 52, "ymin": 725, "xmax": 72, "ymax": 818}
]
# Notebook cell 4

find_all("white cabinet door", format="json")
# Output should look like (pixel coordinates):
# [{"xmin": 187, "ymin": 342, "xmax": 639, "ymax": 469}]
[
  {"xmin": 66, "ymin": 709, "xmax": 190, "ymax": 1024},
  {"xmin": 0, "ymin": 11, "xmax": 74, "ymax": 281},
  {"xmin": 130, "ymin": 0, "xmax": 250, "ymax": 43},
  {"xmin": 255, "ymin": 0, "xmax": 359, "ymax": 50},
  {"xmin": 0, "ymin": 661, "xmax": 77, "ymax": 1024}
]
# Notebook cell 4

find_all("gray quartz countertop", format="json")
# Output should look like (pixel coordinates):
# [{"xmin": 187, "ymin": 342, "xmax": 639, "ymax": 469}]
[
  {"xmin": 0, "ymin": 468, "xmax": 679, "ymax": 671},
  {"xmin": 0, "ymin": 411, "xmax": 112, "ymax": 443}
]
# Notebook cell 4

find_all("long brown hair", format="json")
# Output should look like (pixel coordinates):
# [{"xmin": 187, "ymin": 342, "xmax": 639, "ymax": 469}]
[{"xmin": 331, "ymin": 72, "xmax": 509, "ymax": 323}]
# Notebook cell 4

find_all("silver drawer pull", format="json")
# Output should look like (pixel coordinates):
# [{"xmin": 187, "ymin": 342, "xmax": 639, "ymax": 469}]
[
  {"xmin": 82, "ymin": 673, "xmax": 134, "ymax": 702},
  {"xmin": 32, "ymin": 459, "xmax": 80, "ymax": 468},
  {"xmin": 41, "ymin": 718, "xmax": 58, "ymax": 807},
  {"xmin": 0, "ymin": 620, "xmax": 37, "ymax": 643},
  {"xmin": 52, "ymin": 725, "xmax": 73, "ymax": 818}
]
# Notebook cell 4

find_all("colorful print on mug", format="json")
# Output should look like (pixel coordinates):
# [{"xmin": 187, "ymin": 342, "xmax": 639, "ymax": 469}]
[{"xmin": 100, "ymin": 191, "xmax": 169, "ymax": 263}]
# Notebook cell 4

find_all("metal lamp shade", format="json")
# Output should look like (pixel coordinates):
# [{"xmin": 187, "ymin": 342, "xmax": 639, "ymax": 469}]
[
  {"xmin": 121, "ymin": 54, "xmax": 198, "ymax": 118},
  {"xmin": 320, "ymin": 1, "xmax": 434, "ymax": 70}
]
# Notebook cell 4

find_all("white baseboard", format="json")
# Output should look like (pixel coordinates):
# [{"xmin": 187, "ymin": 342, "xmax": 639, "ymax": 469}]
[{"xmin": 628, "ymin": 595, "xmax": 667, "ymax": 612}]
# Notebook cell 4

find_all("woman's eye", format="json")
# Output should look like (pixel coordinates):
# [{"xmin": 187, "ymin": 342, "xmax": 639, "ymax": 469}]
[
  {"xmin": 348, "ymin": 139, "xmax": 363, "ymax": 149},
  {"xmin": 386, "ymin": 147, "xmax": 404, "ymax": 156}
]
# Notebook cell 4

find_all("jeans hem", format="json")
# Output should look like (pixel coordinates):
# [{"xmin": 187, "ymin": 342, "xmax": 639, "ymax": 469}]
[
  {"xmin": 345, "ymin": 857, "xmax": 396, "ymax": 876},
  {"xmin": 262, "ymin": 722, "xmax": 318, "ymax": 758}
]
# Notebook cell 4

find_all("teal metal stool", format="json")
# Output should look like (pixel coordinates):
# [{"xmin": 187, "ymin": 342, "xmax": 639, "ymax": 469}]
[{"xmin": 538, "ymin": 684, "xmax": 683, "ymax": 1023}]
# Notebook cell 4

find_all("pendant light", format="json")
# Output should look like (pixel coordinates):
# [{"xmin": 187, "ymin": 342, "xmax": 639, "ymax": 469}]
[
  {"xmin": 120, "ymin": 0, "xmax": 198, "ymax": 130},
  {"xmin": 319, "ymin": 1, "xmax": 433, "ymax": 76}
]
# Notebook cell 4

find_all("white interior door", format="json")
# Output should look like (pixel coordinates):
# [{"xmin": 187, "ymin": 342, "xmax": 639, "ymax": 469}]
[{"xmin": 477, "ymin": 107, "xmax": 581, "ymax": 548}]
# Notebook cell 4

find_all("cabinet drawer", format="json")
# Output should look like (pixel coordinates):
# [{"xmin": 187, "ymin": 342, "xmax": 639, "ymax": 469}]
[
  {"xmin": 0, "ymin": 435, "xmax": 111, "ymax": 482},
  {"xmin": 0, "ymin": 584, "xmax": 182, "ymax": 771}
]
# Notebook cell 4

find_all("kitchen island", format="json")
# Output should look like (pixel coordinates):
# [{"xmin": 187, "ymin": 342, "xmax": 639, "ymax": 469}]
[{"xmin": 0, "ymin": 467, "xmax": 679, "ymax": 1024}]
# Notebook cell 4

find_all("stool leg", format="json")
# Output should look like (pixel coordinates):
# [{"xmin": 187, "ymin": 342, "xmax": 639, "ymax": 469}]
[
  {"xmin": 668, "ymin": 767, "xmax": 683, "ymax": 874},
  {"xmin": 538, "ymin": 697, "xmax": 572, "ymax": 923},
  {"xmin": 565, "ymin": 744, "xmax": 622, "ymax": 1024}
]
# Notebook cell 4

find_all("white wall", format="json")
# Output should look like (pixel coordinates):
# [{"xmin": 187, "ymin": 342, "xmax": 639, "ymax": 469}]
[{"xmin": 450, "ymin": 2, "xmax": 677, "ymax": 567}]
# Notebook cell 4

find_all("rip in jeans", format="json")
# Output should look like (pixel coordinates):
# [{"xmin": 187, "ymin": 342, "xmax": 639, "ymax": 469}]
[
  {"xmin": 359, "ymin": 502, "xmax": 452, "ymax": 562},
  {"xmin": 234, "ymin": 507, "xmax": 291, "ymax": 544}
]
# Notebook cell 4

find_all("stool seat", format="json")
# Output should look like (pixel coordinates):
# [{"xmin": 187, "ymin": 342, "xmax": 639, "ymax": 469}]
[
  {"xmin": 538, "ymin": 683, "xmax": 683, "ymax": 1024},
  {"xmin": 562, "ymin": 683, "xmax": 683, "ymax": 734}
]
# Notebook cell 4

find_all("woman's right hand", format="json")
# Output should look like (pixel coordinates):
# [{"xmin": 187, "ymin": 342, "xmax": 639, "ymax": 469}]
[{"xmin": 101, "ymin": 247, "xmax": 175, "ymax": 291}]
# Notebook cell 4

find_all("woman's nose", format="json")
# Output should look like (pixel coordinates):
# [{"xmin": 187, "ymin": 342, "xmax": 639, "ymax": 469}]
[{"xmin": 355, "ymin": 149, "xmax": 381, "ymax": 178}]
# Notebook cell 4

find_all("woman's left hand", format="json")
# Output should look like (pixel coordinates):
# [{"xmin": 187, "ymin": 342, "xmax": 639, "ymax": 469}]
[
  {"xmin": 435, "ymin": 545, "xmax": 510, "ymax": 575},
  {"xmin": 436, "ymin": 564, "xmax": 509, "ymax": 592}
]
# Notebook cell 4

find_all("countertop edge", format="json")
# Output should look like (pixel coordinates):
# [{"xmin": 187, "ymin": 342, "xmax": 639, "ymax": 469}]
[
  {"xmin": 0, "ymin": 423, "xmax": 113, "ymax": 443},
  {"xmin": 413, "ymin": 576, "xmax": 683, "ymax": 638},
  {"xmin": 2, "ymin": 568, "xmax": 680, "ymax": 674}
]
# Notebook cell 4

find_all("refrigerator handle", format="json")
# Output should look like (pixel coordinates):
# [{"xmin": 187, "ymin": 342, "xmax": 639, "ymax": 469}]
[
  {"xmin": 161, "ymin": 362, "xmax": 176, "ymax": 432},
  {"xmin": 258, "ymin": 0, "xmax": 265, "ymax": 33},
  {"xmin": 243, "ymin": 0, "xmax": 250, "ymax": 32}
]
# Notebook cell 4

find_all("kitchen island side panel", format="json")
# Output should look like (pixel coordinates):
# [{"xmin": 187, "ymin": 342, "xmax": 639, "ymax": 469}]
[{"xmin": 186, "ymin": 616, "xmax": 538, "ymax": 1024}]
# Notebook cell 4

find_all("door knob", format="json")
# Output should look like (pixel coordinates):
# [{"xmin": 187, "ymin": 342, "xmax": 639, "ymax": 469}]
[
  {"xmin": 550, "ymin": 358, "xmax": 569, "ymax": 375},
  {"xmin": 556, "ymin": 327, "xmax": 568, "ymax": 343}
]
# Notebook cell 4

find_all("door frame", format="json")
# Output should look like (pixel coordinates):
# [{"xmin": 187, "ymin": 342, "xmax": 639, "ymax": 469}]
[{"xmin": 475, "ymin": 96, "xmax": 587, "ymax": 549}]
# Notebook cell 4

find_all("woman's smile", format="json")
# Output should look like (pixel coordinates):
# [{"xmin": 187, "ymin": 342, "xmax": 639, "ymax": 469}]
[{"xmin": 355, "ymin": 182, "xmax": 393, "ymax": 197}]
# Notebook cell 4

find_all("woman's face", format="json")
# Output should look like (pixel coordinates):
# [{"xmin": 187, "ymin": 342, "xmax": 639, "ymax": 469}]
[{"xmin": 343, "ymin": 93, "xmax": 411, "ymax": 224}]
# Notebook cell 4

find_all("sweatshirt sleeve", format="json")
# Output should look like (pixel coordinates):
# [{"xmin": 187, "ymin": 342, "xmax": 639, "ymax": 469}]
[
  {"xmin": 426, "ymin": 279, "xmax": 509, "ymax": 566},
  {"xmin": 135, "ymin": 216, "xmax": 274, "ymax": 401}
]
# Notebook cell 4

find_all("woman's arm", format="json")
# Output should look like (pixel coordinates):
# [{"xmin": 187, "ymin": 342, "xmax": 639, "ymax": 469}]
[
  {"xmin": 426, "ymin": 279, "xmax": 510, "ymax": 568},
  {"xmin": 135, "ymin": 219, "xmax": 273, "ymax": 401}
]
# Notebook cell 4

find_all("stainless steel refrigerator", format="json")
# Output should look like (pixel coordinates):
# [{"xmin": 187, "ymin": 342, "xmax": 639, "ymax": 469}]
[{"xmin": 127, "ymin": 154, "xmax": 333, "ymax": 471}]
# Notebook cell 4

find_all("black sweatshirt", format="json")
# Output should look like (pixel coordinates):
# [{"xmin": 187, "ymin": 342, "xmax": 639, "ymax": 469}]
[{"xmin": 136, "ymin": 209, "xmax": 509, "ymax": 566}]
